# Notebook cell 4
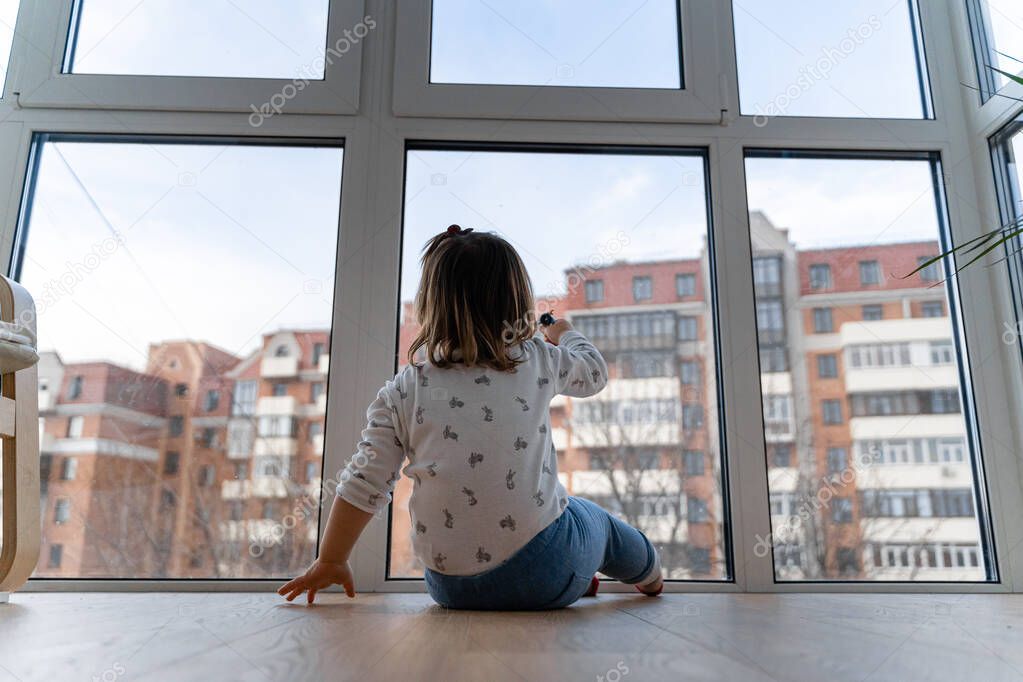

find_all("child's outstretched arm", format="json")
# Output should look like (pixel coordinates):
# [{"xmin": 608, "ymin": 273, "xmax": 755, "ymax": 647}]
[
  {"xmin": 278, "ymin": 375, "xmax": 409, "ymax": 604},
  {"xmin": 277, "ymin": 496, "xmax": 372, "ymax": 603},
  {"xmin": 540, "ymin": 318, "xmax": 609, "ymax": 398}
]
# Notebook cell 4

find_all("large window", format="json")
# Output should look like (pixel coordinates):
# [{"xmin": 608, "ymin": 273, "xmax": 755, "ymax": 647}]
[
  {"xmin": 429, "ymin": 0, "xmax": 681, "ymax": 89},
  {"xmin": 733, "ymin": 0, "xmax": 931, "ymax": 119},
  {"xmin": 65, "ymin": 0, "xmax": 331, "ymax": 78},
  {"xmin": 391, "ymin": 144, "xmax": 729, "ymax": 581},
  {"xmin": 967, "ymin": 0, "xmax": 1023, "ymax": 101},
  {"xmin": 745, "ymin": 152, "xmax": 993, "ymax": 581},
  {"xmin": 0, "ymin": 0, "xmax": 18, "ymax": 94},
  {"xmin": 18, "ymin": 136, "xmax": 342, "ymax": 579}
]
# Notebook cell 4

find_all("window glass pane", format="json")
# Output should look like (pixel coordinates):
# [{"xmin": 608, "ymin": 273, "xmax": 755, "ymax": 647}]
[
  {"xmin": 67, "ymin": 0, "xmax": 331, "ymax": 79},
  {"xmin": 976, "ymin": 0, "xmax": 1023, "ymax": 93},
  {"xmin": 430, "ymin": 0, "xmax": 681, "ymax": 89},
  {"xmin": 0, "ymin": 0, "xmax": 17, "ymax": 94},
  {"xmin": 23, "ymin": 137, "xmax": 341, "ymax": 578},
  {"xmin": 733, "ymin": 0, "xmax": 930, "ymax": 119},
  {"xmin": 392, "ymin": 146, "xmax": 727, "ymax": 581},
  {"xmin": 746, "ymin": 153, "xmax": 991, "ymax": 581}
]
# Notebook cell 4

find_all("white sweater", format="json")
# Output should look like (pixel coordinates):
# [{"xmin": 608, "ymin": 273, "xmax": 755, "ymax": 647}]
[{"xmin": 337, "ymin": 331, "xmax": 608, "ymax": 575}]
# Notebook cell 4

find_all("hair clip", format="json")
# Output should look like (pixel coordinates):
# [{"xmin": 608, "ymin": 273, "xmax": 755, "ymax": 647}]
[{"xmin": 446, "ymin": 224, "xmax": 474, "ymax": 236}]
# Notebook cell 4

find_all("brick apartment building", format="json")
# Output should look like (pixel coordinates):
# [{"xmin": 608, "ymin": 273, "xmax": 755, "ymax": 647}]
[
  {"xmin": 30, "ymin": 212, "xmax": 983, "ymax": 581},
  {"xmin": 35, "ymin": 332, "xmax": 328, "ymax": 578}
]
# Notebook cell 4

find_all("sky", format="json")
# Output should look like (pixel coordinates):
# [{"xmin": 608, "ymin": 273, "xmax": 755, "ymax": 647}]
[
  {"xmin": 2, "ymin": 1, "xmax": 1009, "ymax": 370},
  {"xmin": 986, "ymin": 0, "xmax": 1023, "ymax": 89}
]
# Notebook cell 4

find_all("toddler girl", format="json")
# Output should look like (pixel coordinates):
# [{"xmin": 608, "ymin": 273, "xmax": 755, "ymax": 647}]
[{"xmin": 279, "ymin": 226, "xmax": 662, "ymax": 609}]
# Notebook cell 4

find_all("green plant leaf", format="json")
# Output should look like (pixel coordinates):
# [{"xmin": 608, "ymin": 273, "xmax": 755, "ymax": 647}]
[{"xmin": 990, "ymin": 66, "xmax": 1023, "ymax": 88}]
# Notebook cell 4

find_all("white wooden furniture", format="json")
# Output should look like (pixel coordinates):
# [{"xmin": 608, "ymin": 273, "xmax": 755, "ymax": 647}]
[{"xmin": 0, "ymin": 274, "xmax": 39, "ymax": 598}]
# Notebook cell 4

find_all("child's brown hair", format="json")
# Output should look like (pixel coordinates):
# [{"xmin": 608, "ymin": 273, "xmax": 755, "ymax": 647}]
[{"xmin": 409, "ymin": 226, "xmax": 535, "ymax": 371}]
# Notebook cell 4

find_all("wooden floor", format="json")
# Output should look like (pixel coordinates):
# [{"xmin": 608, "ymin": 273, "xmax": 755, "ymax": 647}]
[{"xmin": 1, "ymin": 592, "xmax": 1022, "ymax": 681}]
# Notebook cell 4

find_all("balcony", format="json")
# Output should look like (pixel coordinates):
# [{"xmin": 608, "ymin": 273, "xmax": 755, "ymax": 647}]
[
  {"xmin": 254, "ymin": 437, "xmax": 298, "ymax": 457},
  {"xmin": 850, "ymin": 414, "xmax": 964, "ymax": 441},
  {"xmin": 221, "ymin": 477, "xmax": 291, "ymax": 500},
  {"xmin": 845, "ymin": 365, "xmax": 959, "ymax": 393},
  {"xmin": 256, "ymin": 396, "xmax": 297, "ymax": 415},
  {"xmin": 260, "ymin": 355, "xmax": 299, "ymax": 378}
]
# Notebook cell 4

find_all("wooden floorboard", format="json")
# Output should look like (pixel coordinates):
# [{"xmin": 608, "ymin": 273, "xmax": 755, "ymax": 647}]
[{"xmin": 1, "ymin": 592, "xmax": 1021, "ymax": 681}]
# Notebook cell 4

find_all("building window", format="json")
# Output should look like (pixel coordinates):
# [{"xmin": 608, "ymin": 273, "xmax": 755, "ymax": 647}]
[
  {"xmin": 859, "ymin": 260, "xmax": 882, "ymax": 286},
  {"xmin": 862, "ymin": 305, "xmax": 883, "ymax": 321},
  {"xmin": 169, "ymin": 416, "xmax": 184, "ymax": 437},
  {"xmin": 831, "ymin": 498, "xmax": 854, "ymax": 524},
  {"xmin": 272, "ymin": 383, "xmax": 288, "ymax": 397},
  {"xmin": 201, "ymin": 428, "xmax": 218, "ymax": 448},
  {"xmin": 232, "ymin": 380, "xmax": 258, "ymax": 416},
  {"xmin": 921, "ymin": 301, "xmax": 944, "ymax": 318},
  {"xmin": 676, "ymin": 273, "xmax": 696, "ymax": 297},
  {"xmin": 60, "ymin": 457, "xmax": 78, "ymax": 481},
  {"xmin": 259, "ymin": 416, "xmax": 298, "ymax": 438},
  {"xmin": 309, "ymin": 422, "xmax": 323, "ymax": 444},
  {"xmin": 836, "ymin": 548, "xmax": 860, "ymax": 576},
  {"xmin": 306, "ymin": 461, "xmax": 320, "ymax": 482},
  {"xmin": 687, "ymin": 497, "xmax": 709, "ymax": 522},
  {"xmin": 632, "ymin": 276, "xmax": 653, "ymax": 301},
  {"xmin": 930, "ymin": 341, "xmax": 954, "ymax": 365},
  {"xmin": 204, "ymin": 390, "xmax": 220, "ymax": 412},
  {"xmin": 174, "ymin": 383, "xmax": 189, "ymax": 397},
  {"xmin": 772, "ymin": 445, "xmax": 792, "ymax": 468},
  {"xmin": 918, "ymin": 256, "xmax": 941, "ymax": 282},
  {"xmin": 198, "ymin": 465, "xmax": 216, "ymax": 487},
  {"xmin": 233, "ymin": 462, "xmax": 248, "ymax": 480},
  {"xmin": 677, "ymin": 316, "xmax": 698, "ymax": 341},
  {"xmin": 826, "ymin": 448, "xmax": 847, "ymax": 475},
  {"xmin": 809, "ymin": 263, "xmax": 832, "ymax": 290},
  {"xmin": 48, "ymin": 544, "xmax": 63, "ymax": 569},
  {"xmin": 161, "ymin": 490, "xmax": 177, "ymax": 509},
  {"xmin": 54, "ymin": 499, "xmax": 71, "ymax": 524},
  {"xmin": 311, "ymin": 382, "xmax": 325, "ymax": 402},
  {"xmin": 682, "ymin": 404, "xmax": 703, "ymax": 430},
  {"xmin": 813, "ymin": 308, "xmax": 833, "ymax": 333},
  {"xmin": 164, "ymin": 451, "xmax": 180, "ymax": 476},
  {"xmin": 67, "ymin": 375, "xmax": 84, "ymax": 400},
  {"xmin": 817, "ymin": 354, "xmax": 838, "ymax": 379},
  {"xmin": 759, "ymin": 347, "xmax": 788, "ymax": 373},
  {"xmin": 753, "ymin": 256, "xmax": 781, "ymax": 290},
  {"xmin": 584, "ymin": 279, "xmax": 604, "ymax": 303},
  {"xmin": 274, "ymin": 345, "xmax": 290, "ymax": 358},
  {"xmin": 680, "ymin": 360, "xmax": 701, "ymax": 385},
  {"xmin": 229, "ymin": 501, "xmax": 244, "ymax": 522},
  {"xmin": 756, "ymin": 300, "xmax": 785, "ymax": 343},
  {"xmin": 822, "ymin": 400, "xmax": 843, "ymax": 425},
  {"xmin": 312, "ymin": 342, "xmax": 326, "ymax": 366},
  {"xmin": 66, "ymin": 416, "xmax": 84, "ymax": 439},
  {"xmin": 262, "ymin": 501, "xmax": 276, "ymax": 520},
  {"xmin": 684, "ymin": 450, "xmax": 705, "ymax": 476}
]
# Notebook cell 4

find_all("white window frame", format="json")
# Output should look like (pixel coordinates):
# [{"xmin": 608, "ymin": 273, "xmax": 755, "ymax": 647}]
[
  {"xmin": 392, "ymin": 0, "xmax": 726, "ymax": 123},
  {"xmin": 5, "ymin": 0, "xmax": 367, "ymax": 114},
  {"xmin": 2, "ymin": 0, "xmax": 1021, "ymax": 595}
]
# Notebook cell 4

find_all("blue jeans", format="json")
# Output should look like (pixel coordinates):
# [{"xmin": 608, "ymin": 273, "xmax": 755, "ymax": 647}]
[{"xmin": 424, "ymin": 496, "xmax": 657, "ymax": 610}]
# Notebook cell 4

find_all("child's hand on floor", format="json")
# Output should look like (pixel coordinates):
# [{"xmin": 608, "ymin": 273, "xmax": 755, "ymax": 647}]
[{"xmin": 277, "ymin": 559, "xmax": 355, "ymax": 604}]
